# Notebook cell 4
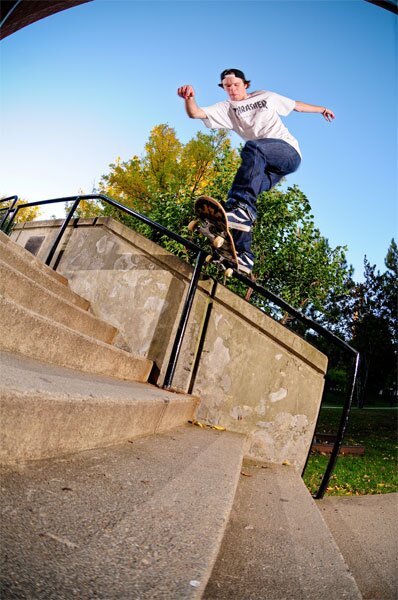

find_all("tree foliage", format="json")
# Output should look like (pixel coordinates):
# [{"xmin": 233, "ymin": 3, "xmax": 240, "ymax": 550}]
[
  {"xmin": 251, "ymin": 185, "xmax": 351, "ymax": 320},
  {"xmin": 99, "ymin": 124, "xmax": 240, "ymax": 256},
  {"xmin": 315, "ymin": 240, "xmax": 397, "ymax": 406},
  {"xmin": 98, "ymin": 123, "xmax": 351, "ymax": 323},
  {"xmin": 349, "ymin": 241, "xmax": 397, "ymax": 405},
  {"xmin": 101, "ymin": 125, "xmax": 239, "ymax": 212}
]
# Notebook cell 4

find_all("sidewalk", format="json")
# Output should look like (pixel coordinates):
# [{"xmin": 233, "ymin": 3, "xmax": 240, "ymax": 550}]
[{"xmin": 317, "ymin": 493, "xmax": 398, "ymax": 600}]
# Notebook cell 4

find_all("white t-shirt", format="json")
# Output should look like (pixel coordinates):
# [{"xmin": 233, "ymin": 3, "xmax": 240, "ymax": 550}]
[{"xmin": 201, "ymin": 90, "xmax": 301, "ymax": 156}]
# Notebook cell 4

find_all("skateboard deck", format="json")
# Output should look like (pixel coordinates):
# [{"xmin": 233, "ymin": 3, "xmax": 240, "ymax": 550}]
[{"xmin": 189, "ymin": 195, "xmax": 238, "ymax": 275}]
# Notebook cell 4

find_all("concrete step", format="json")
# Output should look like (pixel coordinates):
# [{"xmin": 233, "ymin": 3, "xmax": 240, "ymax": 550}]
[
  {"xmin": 0, "ymin": 258, "xmax": 118, "ymax": 344},
  {"xmin": 0, "ymin": 426, "xmax": 245, "ymax": 599},
  {"xmin": 0, "ymin": 230, "xmax": 68, "ymax": 285},
  {"xmin": 204, "ymin": 460, "xmax": 362, "ymax": 600},
  {"xmin": 318, "ymin": 494, "xmax": 398, "ymax": 600},
  {"xmin": 0, "ymin": 297, "xmax": 153, "ymax": 383},
  {"xmin": 0, "ymin": 234, "xmax": 90, "ymax": 310},
  {"xmin": 0, "ymin": 351, "xmax": 199, "ymax": 463}
]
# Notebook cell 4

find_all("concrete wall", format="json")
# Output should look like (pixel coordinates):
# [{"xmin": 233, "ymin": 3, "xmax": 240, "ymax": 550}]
[{"xmin": 11, "ymin": 217, "xmax": 328, "ymax": 471}]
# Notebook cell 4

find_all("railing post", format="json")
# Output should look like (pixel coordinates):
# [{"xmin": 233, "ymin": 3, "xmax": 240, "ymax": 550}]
[
  {"xmin": 0, "ymin": 196, "xmax": 18, "ymax": 230},
  {"xmin": 163, "ymin": 250, "xmax": 207, "ymax": 391},
  {"xmin": 4, "ymin": 207, "xmax": 19, "ymax": 234},
  {"xmin": 314, "ymin": 351, "xmax": 360, "ymax": 499},
  {"xmin": 45, "ymin": 197, "xmax": 81, "ymax": 267}
]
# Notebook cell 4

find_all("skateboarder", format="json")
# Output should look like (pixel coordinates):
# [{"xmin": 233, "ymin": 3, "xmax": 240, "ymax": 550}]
[{"xmin": 177, "ymin": 69, "xmax": 335, "ymax": 274}]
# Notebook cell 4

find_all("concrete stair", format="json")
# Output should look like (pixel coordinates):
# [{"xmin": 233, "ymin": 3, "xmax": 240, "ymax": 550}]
[
  {"xmin": 0, "ymin": 430, "xmax": 364, "ymax": 600},
  {"xmin": 0, "ymin": 230, "xmax": 68, "ymax": 284},
  {"xmin": 318, "ymin": 494, "xmax": 398, "ymax": 600},
  {"xmin": 204, "ymin": 460, "xmax": 362, "ymax": 600},
  {"xmin": 0, "ymin": 258, "xmax": 118, "ymax": 343},
  {"xmin": 0, "ymin": 231, "xmax": 89, "ymax": 309},
  {"xmin": 0, "ymin": 427, "xmax": 246, "ymax": 600},
  {"xmin": 0, "ymin": 350, "xmax": 198, "ymax": 463},
  {"xmin": 0, "ymin": 229, "xmax": 370, "ymax": 599},
  {"xmin": 0, "ymin": 231, "xmax": 199, "ymax": 462},
  {"xmin": 0, "ymin": 232, "xmax": 153, "ymax": 382},
  {"xmin": 0, "ymin": 295, "xmax": 153, "ymax": 382}
]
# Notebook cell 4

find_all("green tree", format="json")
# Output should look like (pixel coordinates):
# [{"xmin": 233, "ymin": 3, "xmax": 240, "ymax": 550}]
[
  {"xmin": 250, "ymin": 185, "xmax": 351, "ymax": 322},
  {"xmin": 143, "ymin": 124, "xmax": 182, "ymax": 193},
  {"xmin": 383, "ymin": 238, "xmax": 398, "ymax": 348},
  {"xmin": 97, "ymin": 124, "xmax": 351, "ymax": 322},
  {"xmin": 101, "ymin": 125, "xmax": 239, "ymax": 207},
  {"xmin": 99, "ymin": 125, "xmax": 240, "ymax": 256},
  {"xmin": 350, "ymin": 243, "xmax": 397, "ymax": 406},
  {"xmin": 303, "ymin": 240, "xmax": 397, "ymax": 407}
]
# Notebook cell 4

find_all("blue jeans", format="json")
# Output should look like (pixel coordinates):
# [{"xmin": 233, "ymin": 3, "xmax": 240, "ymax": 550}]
[{"xmin": 226, "ymin": 138, "xmax": 301, "ymax": 255}]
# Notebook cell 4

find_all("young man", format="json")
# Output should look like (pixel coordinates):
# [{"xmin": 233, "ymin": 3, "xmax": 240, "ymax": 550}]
[{"xmin": 177, "ymin": 68, "xmax": 335, "ymax": 274}]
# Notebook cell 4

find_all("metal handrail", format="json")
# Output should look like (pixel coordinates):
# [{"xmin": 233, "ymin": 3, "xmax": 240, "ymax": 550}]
[
  {"xmin": 2, "ymin": 194, "xmax": 210, "ymax": 392},
  {"xmin": 0, "ymin": 196, "xmax": 18, "ymax": 228},
  {"xmin": 0, "ymin": 195, "xmax": 17, "ymax": 205},
  {"xmin": 2, "ymin": 193, "xmax": 359, "ymax": 499}
]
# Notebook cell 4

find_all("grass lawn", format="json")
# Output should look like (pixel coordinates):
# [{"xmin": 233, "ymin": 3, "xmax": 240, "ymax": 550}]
[{"xmin": 303, "ymin": 407, "xmax": 398, "ymax": 496}]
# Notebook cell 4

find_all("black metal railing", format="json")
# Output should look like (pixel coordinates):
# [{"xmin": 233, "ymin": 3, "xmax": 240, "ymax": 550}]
[
  {"xmin": 0, "ymin": 195, "xmax": 18, "ymax": 229},
  {"xmin": 1, "ymin": 193, "xmax": 359, "ymax": 499},
  {"xmin": 2, "ymin": 193, "xmax": 210, "ymax": 392}
]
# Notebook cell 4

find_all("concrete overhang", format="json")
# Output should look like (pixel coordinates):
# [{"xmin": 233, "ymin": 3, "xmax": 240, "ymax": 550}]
[
  {"xmin": 0, "ymin": 0, "xmax": 93, "ymax": 40},
  {"xmin": 0, "ymin": 0, "xmax": 396, "ymax": 42}
]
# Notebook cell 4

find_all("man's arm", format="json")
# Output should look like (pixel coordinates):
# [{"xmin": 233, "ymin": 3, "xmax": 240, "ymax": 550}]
[
  {"xmin": 177, "ymin": 85, "xmax": 207, "ymax": 119},
  {"xmin": 294, "ymin": 100, "xmax": 335, "ymax": 122}
]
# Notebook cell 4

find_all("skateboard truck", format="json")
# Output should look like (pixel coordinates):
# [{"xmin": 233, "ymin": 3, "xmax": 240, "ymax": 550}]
[
  {"xmin": 188, "ymin": 219, "xmax": 225, "ymax": 250},
  {"xmin": 190, "ymin": 195, "xmax": 239, "ymax": 279}
]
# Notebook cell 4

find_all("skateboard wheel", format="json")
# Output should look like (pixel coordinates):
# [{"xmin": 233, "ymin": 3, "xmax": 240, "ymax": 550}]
[
  {"xmin": 225, "ymin": 268, "xmax": 234, "ymax": 278},
  {"xmin": 213, "ymin": 236, "xmax": 225, "ymax": 249},
  {"xmin": 205, "ymin": 254, "xmax": 213, "ymax": 264},
  {"xmin": 188, "ymin": 219, "xmax": 199, "ymax": 232}
]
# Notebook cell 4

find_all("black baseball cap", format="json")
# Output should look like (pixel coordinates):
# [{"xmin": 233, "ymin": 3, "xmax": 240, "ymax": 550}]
[{"xmin": 218, "ymin": 69, "xmax": 249, "ymax": 87}]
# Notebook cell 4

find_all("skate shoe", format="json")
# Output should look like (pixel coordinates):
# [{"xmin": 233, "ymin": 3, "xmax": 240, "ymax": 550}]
[
  {"xmin": 236, "ymin": 251, "xmax": 254, "ymax": 275},
  {"xmin": 225, "ymin": 205, "xmax": 252, "ymax": 232}
]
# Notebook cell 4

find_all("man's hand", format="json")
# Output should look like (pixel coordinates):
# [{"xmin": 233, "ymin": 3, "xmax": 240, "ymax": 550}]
[
  {"xmin": 177, "ymin": 85, "xmax": 207, "ymax": 119},
  {"xmin": 295, "ymin": 101, "xmax": 335, "ymax": 122},
  {"xmin": 177, "ymin": 85, "xmax": 195, "ymax": 99},
  {"xmin": 322, "ymin": 108, "xmax": 335, "ymax": 122}
]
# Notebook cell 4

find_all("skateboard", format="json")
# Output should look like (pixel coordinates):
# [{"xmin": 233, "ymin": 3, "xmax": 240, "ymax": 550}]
[{"xmin": 188, "ymin": 195, "xmax": 238, "ymax": 277}]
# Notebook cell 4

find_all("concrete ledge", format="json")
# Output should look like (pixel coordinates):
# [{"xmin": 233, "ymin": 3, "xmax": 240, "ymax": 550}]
[
  {"xmin": 91, "ymin": 218, "xmax": 327, "ymax": 374},
  {"xmin": 0, "ymin": 351, "xmax": 199, "ymax": 463},
  {"xmin": 199, "ymin": 279, "xmax": 327, "ymax": 375}
]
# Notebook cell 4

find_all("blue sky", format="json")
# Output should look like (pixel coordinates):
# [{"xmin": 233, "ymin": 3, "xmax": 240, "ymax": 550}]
[{"xmin": 1, "ymin": 0, "xmax": 397, "ymax": 280}]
